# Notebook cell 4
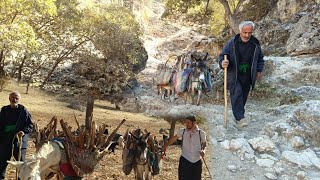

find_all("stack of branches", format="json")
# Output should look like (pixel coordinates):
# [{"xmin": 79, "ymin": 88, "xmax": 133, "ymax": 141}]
[
  {"xmin": 34, "ymin": 115, "xmax": 126, "ymax": 177},
  {"xmin": 34, "ymin": 116, "xmax": 59, "ymax": 151}
]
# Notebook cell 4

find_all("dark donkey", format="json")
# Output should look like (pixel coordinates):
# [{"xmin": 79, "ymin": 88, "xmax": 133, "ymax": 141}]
[
  {"xmin": 123, "ymin": 129, "xmax": 152, "ymax": 180},
  {"xmin": 185, "ymin": 52, "xmax": 213, "ymax": 105}
]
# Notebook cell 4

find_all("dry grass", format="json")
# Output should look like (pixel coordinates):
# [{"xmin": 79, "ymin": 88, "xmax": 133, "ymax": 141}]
[{"xmin": 1, "ymin": 81, "xmax": 211, "ymax": 180}]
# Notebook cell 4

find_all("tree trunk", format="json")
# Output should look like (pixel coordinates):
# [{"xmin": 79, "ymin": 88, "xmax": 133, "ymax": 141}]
[
  {"xmin": 26, "ymin": 82, "xmax": 30, "ymax": 94},
  {"xmin": 169, "ymin": 120, "xmax": 176, "ymax": 139},
  {"xmin": 85, "ymin": 95, "xmax": 95, "ymax": 130},
  {"xmin": 40, "ymin": 60, "xmax": 60, "ymax": 88},
  {"xmin": 17, "ymin": 55, "xmax": 26, "ymax": 83},
  {"xmin": 0, "ymin": 49, "xmax": 5, "ymax": 75},
  {"xmin": 203, "ymin": 0, "xmax": 211, "ymax": 20},
  {"xmin": 26, "ymin": 73, "xmax": 33, "ymax": 94},
  {"xmin": 219, "ymin": 0, "xmax": 243, "ymax": 34},
  {"xmin": 227, "ymin": 13, "xmax": 239, "ymax": 34}
]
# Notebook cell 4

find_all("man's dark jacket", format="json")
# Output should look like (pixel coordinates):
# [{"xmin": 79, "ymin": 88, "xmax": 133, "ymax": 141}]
[
  {"xmin": 0, "ymin": 104, "xmax": 33, "ymax": 148},
  {"xmin": 218, "ymin": 34, "xmax": 265, "ymax": 92}
]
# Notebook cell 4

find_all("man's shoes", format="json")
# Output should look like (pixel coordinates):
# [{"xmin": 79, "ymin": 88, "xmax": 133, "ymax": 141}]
[
  {"xmin": 232, "ymin": 119, "xmax": 240, "ymax": 129},
  {"xmin": 233, "ymin": 118, "xmax": 248, "ymax": 129},
  {"xmin": 239, "ymin": 118, "xmax": 248, "ymax": 128}
]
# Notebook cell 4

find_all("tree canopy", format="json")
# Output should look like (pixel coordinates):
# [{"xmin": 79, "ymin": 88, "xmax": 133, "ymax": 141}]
[
  {"xmin": 0, "ymin": 0, "xmax": 148, "ymax": 128},
  {"xmin": 163, "ymin": 0, "xmax": 276, "ymax": 35}
]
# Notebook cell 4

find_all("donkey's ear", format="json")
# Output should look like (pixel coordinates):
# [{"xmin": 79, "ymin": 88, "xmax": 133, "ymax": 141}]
[
  {"xmin": 27, "ymin": 160, "xmax": 39, "ymax": 169},
  {"xmin": 7, "ymin": 161, "xmax": 24, "ymax": 169},
  {"xmin": 144, "ymin": 132, "xmax": 151, "ymax": 140},
  {"xmin": 123, "ymin": 129, "xmax": 129, "ymax": 140},
  {"xmin": 130, "ymin": 132, "xmax": 140, "ymax": 141}
]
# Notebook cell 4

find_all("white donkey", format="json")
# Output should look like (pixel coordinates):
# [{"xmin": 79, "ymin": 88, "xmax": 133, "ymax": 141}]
[{"xmin": 7, "ymin": 141, "xmax": 63, "ymax": 180}]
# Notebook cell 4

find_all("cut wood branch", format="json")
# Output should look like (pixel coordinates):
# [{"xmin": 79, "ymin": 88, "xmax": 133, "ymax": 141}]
[
  {"xmin": 60, "ymin": 119, "xmax": 77, "ymax": 145},
  {"xmin": 73, "ymin": 112, "xmax": 80, "ymax": 130},
  {"xmin": 34, "ymin": 116, "xmax": 58, "ymax": 151},
  {"xmin": 90, "ymin": 121, "xmax": 96, "ymax": 148}
]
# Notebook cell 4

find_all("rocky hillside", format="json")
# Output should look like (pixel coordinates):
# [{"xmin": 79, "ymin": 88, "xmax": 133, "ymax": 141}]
[{"xmin": 255, "ymin": 0, "xmax": 319, "ymax": 56}]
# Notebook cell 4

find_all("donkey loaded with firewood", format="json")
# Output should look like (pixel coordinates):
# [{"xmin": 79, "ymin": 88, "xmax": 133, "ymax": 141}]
[
  {"xmin": 156, "ymin": 50, "xmax": 214, "ymax": 105},
  {"xmin": 8, "ymin": 116, "xmax": 126, "ymax": 180}
]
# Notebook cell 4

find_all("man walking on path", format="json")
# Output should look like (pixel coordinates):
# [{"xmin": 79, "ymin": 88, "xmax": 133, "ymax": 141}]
[
  {"xmin": 0, "ymin": 91, "xmax": 33, "ymax": 180},
  {"xmin": 218, "ymin": 20, "xmax": 265, "ymax": 128},
  {"xmin": 162, "ymin": 115, "xmax": 207, "ymax": 180}
]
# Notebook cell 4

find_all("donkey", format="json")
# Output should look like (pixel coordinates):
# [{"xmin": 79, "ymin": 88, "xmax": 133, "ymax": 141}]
[
  {"xmin": 7, "ymin": 140, "xmax": 64, "ymax": 180},
  {"xmin": 123, "ymin": 129, "xmax": 152, "ymax": 180},
  {"xmin": 176, "ymin": 52, "xmax": 212, "ymax": 106},
  {"xmin": 187, "ymin": 60, "xmax": 208, "ymax": 106},
  {"xmin": 157, "ymin": 84, "xmax": 175, "ymax": 102}
]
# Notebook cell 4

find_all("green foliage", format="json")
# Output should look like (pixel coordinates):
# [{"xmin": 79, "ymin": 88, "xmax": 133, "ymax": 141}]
[
  {"xmin": 209, "ymin": 1, "xmax": 225, "ymax": 36},
  {"xmin": 195, "ymin": 114, "xmax": 206, "ymax": 125},
  {"xmin": 186, "ymin": 2, "xmax": 205, "ymax": 19},
  {"xmin": 163, "ymin": 0, "xmax": 202, "ymax": 17},
  {"xmin": 99, "ymin": 5, "xmax": 142, "ymax": 36},
  {"xmin": 74, "ymin": 5, "xmax": 146, "ymax": 96},
  {"xmin": 228, "ymin": 0, "xmax": 240, "ymax": 13},
  {"xmin": 0, "ymin": 0, "xmax": 57, "ymax": 53}
]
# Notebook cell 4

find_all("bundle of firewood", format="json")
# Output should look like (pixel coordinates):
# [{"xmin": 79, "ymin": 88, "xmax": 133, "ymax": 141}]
[
  {"xmin": 59, "ymin": 117, "xmax": 125, "ymax": 152},
  {"xmin": 34, "ymin": 116, "xmax": 59, "ymax": 151},
  {"xmin": 34, "ymin": 116, "xmax": 126, "ymax": 177},
  {"xmin": 34, "ymin": 115, "xmax": 125, "ymax": 151}
]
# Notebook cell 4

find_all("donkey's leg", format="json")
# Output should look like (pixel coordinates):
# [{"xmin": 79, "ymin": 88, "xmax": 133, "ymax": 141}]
[
  {"xmin": 161, "ymin": 87, "xmax": 165, "ymax": 100},
  {"xmin": 190, "ymin": 82, "xmax": 197, "ymax": 105},
  {"xmin": 135, "ymin": 165, "xmax": 144, "ymax": 180},
  {"xmin": 184, "ymin": 93, "xmax": 189, "ymax": 105},
  {"xmin": 145, "ymin": 163, "xmax": 150, "ymax": 180},
  {"xmin": 157, "ymin": 85, "xmax": 160, "ymax": 95},
  {"xmin": 197, "ymin": 89, "xmax": 202, "ymax": 106}
]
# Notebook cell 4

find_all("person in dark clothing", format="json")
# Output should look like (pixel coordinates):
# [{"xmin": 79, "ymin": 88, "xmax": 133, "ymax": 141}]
[
  {"xmin": 162, "ymin": 115, "xmax": 207, "ymax": 180},
  {"xmin": 0, "ymin": 91, "xmax": 33, "ymax": 180},
  {"xmin": 218, "ymin": 21, "xmax": 265, "ymax": 128}
]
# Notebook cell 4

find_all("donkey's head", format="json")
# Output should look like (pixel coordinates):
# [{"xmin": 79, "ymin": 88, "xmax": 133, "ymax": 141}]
[
  {"xmin": 7, "ymin": 159, "xmax": 41, "ymax": 180},
  {"xmin": 131, "ymin": 132, "xmax": 151, "ymax": 165}
]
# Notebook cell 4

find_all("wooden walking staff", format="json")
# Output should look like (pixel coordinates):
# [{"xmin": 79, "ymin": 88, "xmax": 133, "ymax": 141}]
[
  {"xmin": 223, "ymin": 55, "xmax": 228, "ymax": 128},
  {"xmin": 202, "ymin": 156, "xmax": 213, "ymax": 180},
  {"xmin": 16, "ymin": 134, "xmax": 23, "ymax": 180}
]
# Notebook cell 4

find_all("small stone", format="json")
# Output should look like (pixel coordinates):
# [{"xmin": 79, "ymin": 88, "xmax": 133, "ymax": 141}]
[
  {"xmin": 291, "ymin": 136, "xmax": 305, "ymax": 148},
  {"xmin": 296, "ymin": 171, "xmax": 306, "ymax": 180},
  {"xmin": 265, "ymin": 173, "xmax": 277, "ymax": 180},
  {"xmin": 227, "ymin": 165, "xmax": 237, "ymax": 173}
]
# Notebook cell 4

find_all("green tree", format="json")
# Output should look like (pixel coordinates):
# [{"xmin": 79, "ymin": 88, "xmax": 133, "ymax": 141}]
[
  {"xmin": 73, "ymin": 5, "xmax": 147, "ymax": 129},
  {"xmin": 0, "ymin": 0, "xmax": 56, "ymax": 88},
  {"xmin": 37, "ymin": 0, "xmax": 88, "ymax": 88}
]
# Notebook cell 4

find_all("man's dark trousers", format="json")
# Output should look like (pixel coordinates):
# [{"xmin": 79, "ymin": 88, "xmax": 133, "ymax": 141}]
[
  {"xmin": 230, "ymin": 76, "xmax": 251, "ymax": 121},
  {"xmin": 178, "ymin": 156, "xmax": 202, "ymax": 180}
]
